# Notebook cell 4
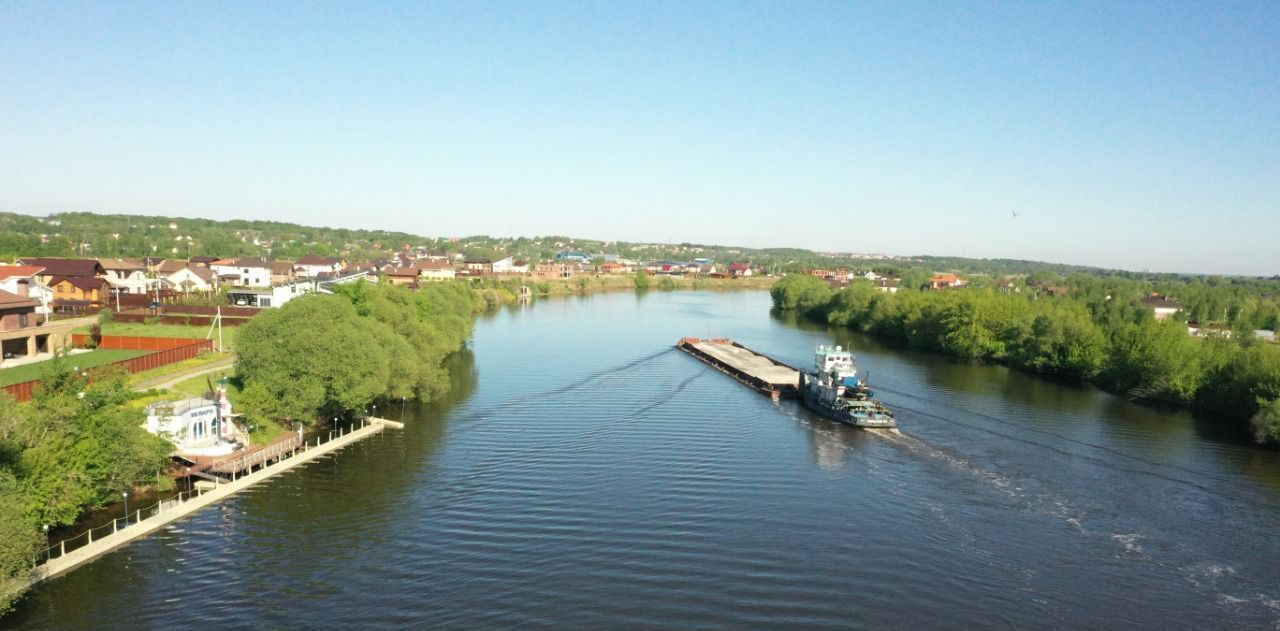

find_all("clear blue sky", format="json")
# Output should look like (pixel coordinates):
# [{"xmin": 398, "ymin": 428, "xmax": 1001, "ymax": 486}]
[{"xmin": 1, "ymin": 2, "xmax": 1276, "ymax": 274}]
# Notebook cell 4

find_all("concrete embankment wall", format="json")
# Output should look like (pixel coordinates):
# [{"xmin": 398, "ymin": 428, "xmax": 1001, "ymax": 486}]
[{"xmin": 30, "ymin": 417, "xmax": 402, "ymax": 586}]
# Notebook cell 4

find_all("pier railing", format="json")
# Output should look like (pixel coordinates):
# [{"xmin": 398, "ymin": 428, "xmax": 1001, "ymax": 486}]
[{"xmin": 31, "ymin": 418, "xmax": 378, "ymax": 568}]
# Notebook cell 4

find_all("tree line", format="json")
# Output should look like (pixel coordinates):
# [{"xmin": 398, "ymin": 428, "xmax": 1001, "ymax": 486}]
[
  {"xmin": 235, "ymin": 281, "xmax": 476, "ymax": 424},
  {"xmin": 771, "ymin": 275, "xmax": 1280, "ymax": 445}
]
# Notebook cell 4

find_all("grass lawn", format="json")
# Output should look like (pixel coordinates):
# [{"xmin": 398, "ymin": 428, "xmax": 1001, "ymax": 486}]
[
  {"xmin": 75, "ymin": 322, "xmax": 240, "ymax": 351},
  {"xmin": 0, "ymin": 349, "xmax": 150, "ymax": 386},
  {"xmin": 127, "ymin": 351, "xmax": 235, "ymax": 387}
]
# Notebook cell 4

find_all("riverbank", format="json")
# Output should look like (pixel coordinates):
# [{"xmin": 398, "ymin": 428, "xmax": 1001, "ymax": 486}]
[
  {"xmin": 29, "ymin": 417, "xmax": 399, "ymax": 586},
  {"xmin": 470, "ymin": 274, "xmax": 777, "ymax": 309},
  {"xmin": 769, "ymin": 275, "xmax": 1280, "ymax": 445}
]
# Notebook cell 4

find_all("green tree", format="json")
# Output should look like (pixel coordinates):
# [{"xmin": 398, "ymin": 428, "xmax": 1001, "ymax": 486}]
[{"xmin": 237, "ymin": 295, "xmax": 391, "ymax": 422}]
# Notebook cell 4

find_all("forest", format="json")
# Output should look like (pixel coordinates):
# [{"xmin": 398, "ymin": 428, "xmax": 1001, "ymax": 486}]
[{"xmin": 770, "ymin": 274, "xmax": 1280, "ymax": 446}]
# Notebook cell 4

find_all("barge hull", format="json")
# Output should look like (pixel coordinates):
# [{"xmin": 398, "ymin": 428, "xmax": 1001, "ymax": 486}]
[{"xmin": 676, "ymin": 337, "xmax": 800, "ymax": 399}]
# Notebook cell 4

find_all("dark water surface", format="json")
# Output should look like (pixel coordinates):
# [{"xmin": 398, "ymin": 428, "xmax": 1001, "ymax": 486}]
[{"xmin": 7, "ymin": 291, "xmax": 1280, "ymax": 629}]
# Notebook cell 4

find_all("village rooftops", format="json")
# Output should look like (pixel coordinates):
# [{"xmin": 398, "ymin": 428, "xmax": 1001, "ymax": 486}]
[
  {"xmin": 18, "ymin": 258, "xmax": 105, "ymax": 277},
  {"xmin": 47, "ymin": 275, "xmax": 109, "ymax": 291},
  {"xmin": 96, "ymin": 258, "xmax": 146, "ymax": 271},
  {"xmin": 295, "ymin": 254, "xmax": 342, "ymax": 266}
]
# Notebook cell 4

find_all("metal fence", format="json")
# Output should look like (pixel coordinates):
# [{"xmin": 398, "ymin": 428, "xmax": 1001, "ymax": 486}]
[{"xmin": 32, "ymin": 418, "xmax": 378, "ymax": 568}]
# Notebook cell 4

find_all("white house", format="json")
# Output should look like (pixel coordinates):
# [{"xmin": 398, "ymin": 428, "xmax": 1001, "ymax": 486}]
[
  {"xmin": 211, "ymin": 258, "xmax": 274, "ymax": 288},
  {"xmin": 0, "ymin": 265, "xmax": 53, "ymax": 317},
  {"xmin": 145, "ymin": 386, "xmax": 244, "ymax": 457},
  {"xmin": 491, "ymin": 257, "xmax": 530, "ymax": 274},
  {"xmin": 227, "ymin": 281, "xmax": 314, "ymax": 308},
  {"xmin": 1142, "ymin": 295, "xmax": 1182, "ymax": 321},
  {"xmin": 417, "ymin": 261, "xmax": 457, "ymax": 281},
  {"xmin": 294, "ymin": 254, "xmax": 345, "ymax": 278},
  {"xmin": 163, "ymin": 264, "xmax": 218, "ymax": 294},
  {"xmin": 98, "ymin": 258, "xmax": 152, "ymax": 295}
]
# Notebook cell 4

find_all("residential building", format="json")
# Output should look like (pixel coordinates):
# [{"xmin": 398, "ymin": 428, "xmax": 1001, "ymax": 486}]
[
  {"xmin": 227, "ymin": 281, "xmax": 314, "ymax": 308},
  {"xmin": 210, "ymin": 258, "xmax": 273, "ymax": 288},
  {"xmin": 464, "ymin": 258, "xmax": 493, "ymax": 275},
  {"xmin": 417, "ymin": 261, "xmax": 456, "ymax": 282},
  {"xmin": 928, "ymin": 274, "xmax": 968, "ymax": 290},
  {"xmin": 382, "ymin": 267, "xmax": 420, "ymax": 286},
  {"xmin": 47, "ymin": 276, "xmax": 108, "ymax": 312},
  {"xmin": 0, "ymin": 266, "xmax": 53, "ymax": 317},
  {"xmin": 18, "ymin": 257, "xmax": 106, "ymax": 286},
  {"xmin": 145, "ymin": 387, "xmax": 244, "ymax": 457},
  {"xmin": 98, "ymin": 258, "xmax": 152, "ymax": 295},
  {"xmin": 162, "ymin": 264, "xmax": 219, "ymax": 294},
  {"xmin": 727, "ymin": 262, "xmax": 754, "ymax": 278},
  {"xmin": 294, "ymin": 254, "xmax": 346, "ymax": 278},
  {"xmin": 1142, "ymin": 295, "xmax": 1182, "ymax": 321},
  {"xmin": 491, "ymin": 257, "xmax": 530, "ymax": 274}
]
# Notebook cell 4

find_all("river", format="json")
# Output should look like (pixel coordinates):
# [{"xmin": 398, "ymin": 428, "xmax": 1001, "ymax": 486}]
[{"xmin": 6, "ymin": 290, "xmax": 1280, "ymax": 629}]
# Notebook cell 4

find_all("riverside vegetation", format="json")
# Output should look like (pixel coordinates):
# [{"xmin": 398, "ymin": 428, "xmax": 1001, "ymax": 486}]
[
  {"xmin": 771, "ymin": 275, "xmax": 1280, "ymax": 445},
  {"xmin": 0, "ymin": 281, "xmax": 477, "ymax": 614}
]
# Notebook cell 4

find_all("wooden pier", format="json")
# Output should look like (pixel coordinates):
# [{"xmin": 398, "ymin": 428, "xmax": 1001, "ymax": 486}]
[
  {"xmin": 29, "ymin": 417, "xmax": 403, "ymax": 586},
  {"xmin": 676, "ymin": 337, "xmax": 801, "ymax": 399}
]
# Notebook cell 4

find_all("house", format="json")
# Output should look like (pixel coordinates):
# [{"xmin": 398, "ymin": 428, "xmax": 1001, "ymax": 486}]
[
  {"xmin": 1042, "ymin": 286, "xmax": 1072, "ymax": 297},
  {"xmin": 382, "ymin": 267, "xmax": 420, "ymax": 286},
  {"xmin": 162, "ymin": 264, "xmax": 219, "ymax": 294},
  {"xmin": 727, "ymin": 262, "xmax": 753, "ymax": 278},
  {"xmin": 47, "ymin": 276, "xmax": 109, "ymax": 312},
  {"xmin": 294, "ymin": 254, "xmax": 346, "ymax": 278},
  {"xmin": 415, "ymin": 261, "xmax": 456, "ymax": 282},
  {"xmin": 226, "ymin": 281, "xmax": 314, "ymax": 308},
  {"xmin": 1255, "ymin": 330, "xmax": 1277, "ymax": 343},
  {"xmin": 0, "ymin": 288, "xmax": 41, "ymax": 365},
  {"xmin": 532, "ymin": 263, "xmax": 574, "ymax": 279},
  {"xmin": 928, "ymin": 274, "xmax": 968, "ymax": 290},
  {"xmin": 145, "ymin": 386, "xmax": 244, "ymax": 457},
  {"xmin": 98, "ymin": 258, "xmax": 152, "ymax": 295},
  {"xmin": 18, "ymin": 257, "xmax": 106, "ymax": 286},
  {"xmin": 875, "ymin": 278, "xmax": 901, "ymax": 294},
  {"xmin": 599, "ymin": 262, "xmax": 631, "ymax": 275},
  {"xmin": 210, "ymin": 258, "xmax": 274, "ymax": 288},
  {"xmin": 0, "ymin": 266, "xmax": 53, "ymax": 317},
  {"xmin": 188, "ymin": 256, "xmax": 219, "ymax": 267},
  {"xmin": 271, "ymin": 261, "xmax": 296, "ymax": 285},
  {"xmin": 464, "ymin": 258, "xmax": 493, "ymax": 275},
  {"xmin": 1142, "ymin": 295, "xmax": 1182, "ymax": 321},
  {"xmin": 491, "ymin": 257, "xmax": 529, "ymax": 274}
]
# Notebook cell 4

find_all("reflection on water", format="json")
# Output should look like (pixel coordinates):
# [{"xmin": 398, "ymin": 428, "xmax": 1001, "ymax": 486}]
[{"xmin": 8, "ymin": 292, "xmax": 1280, "ymax": 630}]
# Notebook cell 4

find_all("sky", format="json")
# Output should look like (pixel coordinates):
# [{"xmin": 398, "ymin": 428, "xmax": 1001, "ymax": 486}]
[{"xmin": 1, "ymin": 2, "xmax": 1276, "ymax": 275}]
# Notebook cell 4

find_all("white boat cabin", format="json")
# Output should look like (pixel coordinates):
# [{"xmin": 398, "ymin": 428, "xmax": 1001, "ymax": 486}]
[{"xmin": 814, "ymin": 345, "xmax": 860, "ymax": 387}]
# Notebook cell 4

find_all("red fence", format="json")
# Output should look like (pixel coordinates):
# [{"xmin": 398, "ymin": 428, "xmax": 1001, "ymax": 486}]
[
  {"xmin": 71, "ymin": 334, "xmax": 207, "ymax": 351},
  {"xmin": 1, "ymin": 337, "xmax": 214, "ymax": 403}
]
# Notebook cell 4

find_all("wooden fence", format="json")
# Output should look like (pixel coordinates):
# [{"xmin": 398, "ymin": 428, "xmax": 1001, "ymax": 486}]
[{"xmin": 1, "ymin": 337, "xmax": 214, "ymax": 403}]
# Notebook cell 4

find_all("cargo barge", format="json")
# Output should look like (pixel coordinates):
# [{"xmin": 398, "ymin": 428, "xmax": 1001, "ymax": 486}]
[{"xmin": 675, "ymin": 337, "xmax": 801, "ymax": 399}]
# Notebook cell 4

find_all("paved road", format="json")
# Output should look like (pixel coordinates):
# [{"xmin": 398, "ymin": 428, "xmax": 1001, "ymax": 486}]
[{"xmin": 132, "ymin": 355, "xmax": 237, "ymax": 391}]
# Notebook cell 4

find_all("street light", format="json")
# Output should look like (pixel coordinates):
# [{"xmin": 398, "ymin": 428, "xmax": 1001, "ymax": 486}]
[
  {"xmin": 121, "ymin": 491, "xmax": 129, "ymax": 527},
  {"xmin": 42, "ymin": 524, "xmax": 49, "ymax": 559},
  {"xmin": 401, "ymin": 396, "xmax": 406, "ymax": 424}
]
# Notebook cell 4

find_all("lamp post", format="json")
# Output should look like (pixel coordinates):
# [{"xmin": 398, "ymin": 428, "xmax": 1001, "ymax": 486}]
[
  {"xmin": 121, "ymin": 491, "xmax": 129, "ymax": 527},
  {"xmin": 42, "ymin": 524, "xmax": 49, "ymax": 560},
  {"xmin": 401, "ymin": 396, "xmax": 406, "ymax": 424}
]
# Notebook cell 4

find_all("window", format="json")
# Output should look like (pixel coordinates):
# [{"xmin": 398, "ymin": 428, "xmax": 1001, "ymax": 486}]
[{"xmin": 19, "ymin": 314, "xmax": 28, "ymax": 327}]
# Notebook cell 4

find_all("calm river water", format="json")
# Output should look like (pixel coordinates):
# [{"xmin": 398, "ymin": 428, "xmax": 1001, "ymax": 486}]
[{"xmin": 7, "ymin": 291, "xmax": 1280, "ymax": 629}]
